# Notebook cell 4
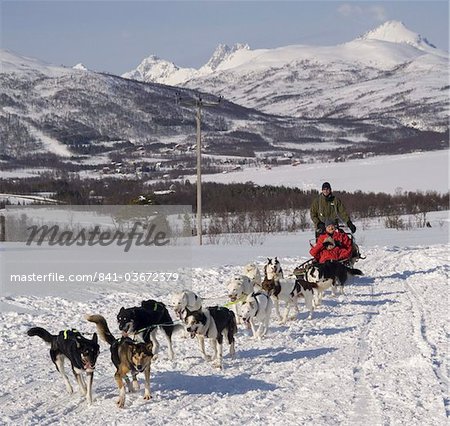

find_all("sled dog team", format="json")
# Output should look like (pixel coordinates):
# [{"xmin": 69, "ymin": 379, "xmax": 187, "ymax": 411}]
[{"xmin": 28, "ymin": 258, "xmax": 362, "ymax": 408}]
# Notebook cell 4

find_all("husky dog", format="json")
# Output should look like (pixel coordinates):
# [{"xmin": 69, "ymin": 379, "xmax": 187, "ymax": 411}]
[
  {"xmin": 27, "ymin": 327, "xmax": 99, "ymax": 404},
  {"xmin": 86, "ymin": 314, "xmax": 153, "ymax": 408},
  {"xmin": 184, "ymin": 306, "xmax": 237, "ymax": 369},
  {"xmin": 305, "ymin": 261, "xmax": 363, "ymax": 295},
  {"xmin": 261, "ymin": 276, "xmax": 301, "ymax": 324},
  {"xmin": 240, "ymin": 291, "xmax": 273, "ymax": 339},
  {"xmin": 295, "ymin": 278, "xmax": 329, "ymax": 319},
  {"xmin": 117, "ymin": 299, "xmax": 180, "ymax": 360},
  {"xmin": 264, "ymin": 257, "xmax": 284, "ymax": 280},
  {"xmin": 243, "ymin": 263, "xmax": 262, "ymax": 288},
  {"xmin": 171, "ymin": 290, "xmax": 202, "ymax": 318},
  {"xmin": 227, "ymin": 275, "xmax": 253, "ymax": 324}
]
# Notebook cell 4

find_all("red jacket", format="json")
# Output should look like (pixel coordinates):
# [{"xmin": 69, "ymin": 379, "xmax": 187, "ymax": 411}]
[{"xmin": 309, "ymin": 230, "xmax": 353, "ymax": 263}]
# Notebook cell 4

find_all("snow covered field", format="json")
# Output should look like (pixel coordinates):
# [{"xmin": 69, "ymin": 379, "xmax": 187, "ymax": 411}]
[
  {"xmin": 0, "ymin": 210, "xmax": 449, "ymax": 425},
  {"xmin": 195, "ymin": 149, "xmax": 449, "ymax": 194}
]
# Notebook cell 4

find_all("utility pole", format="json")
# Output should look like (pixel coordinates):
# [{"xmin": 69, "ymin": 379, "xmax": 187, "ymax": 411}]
[{"xmin": 177, "ymin": 93, "xmax": 222, "ymax": 245}]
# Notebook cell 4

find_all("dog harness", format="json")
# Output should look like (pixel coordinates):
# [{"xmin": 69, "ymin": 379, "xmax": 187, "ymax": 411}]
[
  {"xmin": 63, "ymin": 328, "xmax": 80, "ymax": 340},
  {"xmin": 250, "ymin": 292, "xmax": 269, "ymax": 316}
]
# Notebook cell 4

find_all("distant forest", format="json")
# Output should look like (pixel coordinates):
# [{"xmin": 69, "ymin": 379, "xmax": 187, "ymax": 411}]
[{"xmin": 1, "ymin": 176, "xmax": 448, "ymax": 221}]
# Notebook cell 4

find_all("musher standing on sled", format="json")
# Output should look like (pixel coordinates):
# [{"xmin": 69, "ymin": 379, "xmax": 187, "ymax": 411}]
[{"xmin": 310, "ymin": 182, "xmax": 356, "ymax": 239}]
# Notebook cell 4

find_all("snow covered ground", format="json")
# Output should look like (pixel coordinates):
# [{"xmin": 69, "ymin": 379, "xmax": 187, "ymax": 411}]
[
  {"xmin": 0, "ymin": 210, "xmax": 449, "ymax": 425},
  {"xmin": 194, "ymin": 149, "xmax": 449, "ymax": 194}
]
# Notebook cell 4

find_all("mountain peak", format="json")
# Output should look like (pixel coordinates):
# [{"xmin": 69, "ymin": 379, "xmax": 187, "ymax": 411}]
[
  {"xmin": 204, "ymin": 43, "xmax": 250, "ymax": 71},
  {"xmin": 73, "ymin": 63, "xmax": 88, "ymax": 71},
  {"xmin": 359, "ymin": 20, "xmax": 436, "ymax": 49}
]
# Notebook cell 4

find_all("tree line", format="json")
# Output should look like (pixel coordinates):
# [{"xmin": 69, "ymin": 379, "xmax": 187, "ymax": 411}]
[{"xmin": 1, "ymin": 177, "xmax": 448, "ymax": 221}]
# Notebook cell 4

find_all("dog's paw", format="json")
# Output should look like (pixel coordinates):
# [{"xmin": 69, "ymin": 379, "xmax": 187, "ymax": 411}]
[
  {"xmin": 143, "ymin": 392, "xmax": 152, "ymax": 400},
  {"xmin": 116, "ymin": 398, "xmax": 125, "ymax": 408}
]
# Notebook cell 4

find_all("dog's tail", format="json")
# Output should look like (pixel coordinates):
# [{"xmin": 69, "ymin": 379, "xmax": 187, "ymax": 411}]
[
  {"xmin": 85, "ymin": 314, "xmax": 116, "ymax": 345},
  {"xmin": 346, "ymin": 267, "xmax": 363, "ymax": 276},
  {"xmin": 27, "ymin": 327, "xmax": 56, "ymax": 345}
]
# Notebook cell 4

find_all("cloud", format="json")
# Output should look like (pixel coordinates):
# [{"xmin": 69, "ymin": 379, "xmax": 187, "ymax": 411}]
[{"xmin": 337, "ymin": 3, "xmax": 387, "ymax": 22}]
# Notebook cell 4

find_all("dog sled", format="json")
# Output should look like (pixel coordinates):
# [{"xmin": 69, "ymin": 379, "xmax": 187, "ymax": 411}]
[{"xmin": 297, "ymin": 228, "xmax": 365, "ymax": 275}]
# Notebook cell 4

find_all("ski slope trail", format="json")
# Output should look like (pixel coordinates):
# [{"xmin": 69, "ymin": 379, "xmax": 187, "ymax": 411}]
[{"xmin": 0, "ymin": 244, "xmax": 448, "ymax": 425}]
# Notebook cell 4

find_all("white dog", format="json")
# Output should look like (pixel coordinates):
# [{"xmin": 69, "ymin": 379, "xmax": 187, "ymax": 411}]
[
  {"xmin": 227, "ymin": 275, "xmax": 253, "ymax": 324},
  {"xmin": 240, "ymin": 291, "xmax": 273, "ymax": 339},
  {"xmin": 243, "ymin": 263, "xmax": 262, "ymax": 288},
  {"xmin": 171, "ymin": 290, "xmax": 203, "ymax": 318}
]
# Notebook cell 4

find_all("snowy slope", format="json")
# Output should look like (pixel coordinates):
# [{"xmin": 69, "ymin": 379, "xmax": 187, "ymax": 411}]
[
  {"xmin": 0, "ymin": 214, "xmax": 449, "ymax": 424},
  {"xmin": 0, "ymin": 48, "xmax": 79, "ymax": 78}
]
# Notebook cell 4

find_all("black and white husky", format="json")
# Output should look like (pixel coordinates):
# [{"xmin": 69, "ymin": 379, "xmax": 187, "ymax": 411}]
[
  {"xmin": 262, "ymin": 258, "xmax": 300, "ymax": 323},
  {"xmin": 261, "ymin": 276, "xmax": 301, "ymax": 323},
  {"xmin": 264, "ymin": 257, "xmax": 284, "ymax": 280},
  {"xmin": 184, "ymin": 306, "xmax": 237, "ymax": 369},
  {"xmin": 305, "ymin": 261, "xmax": 363, "ymax": 295},
  {"xmin": 27, "ymin": 327, "xmax": 99, "ymax": 404},
  {"xmin": 240, "ymin": 291, "xmax": 273, "ymax": 339}
]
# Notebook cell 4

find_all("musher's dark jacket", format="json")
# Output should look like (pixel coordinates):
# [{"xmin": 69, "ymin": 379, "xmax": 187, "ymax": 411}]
[{"xmin": 310, "ymin": 193, "xmax": 350, "ymax": 227}]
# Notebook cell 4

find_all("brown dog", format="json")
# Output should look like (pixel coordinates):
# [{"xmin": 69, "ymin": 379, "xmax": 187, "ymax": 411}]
[{"xmin": 86, "ymin": 314, "xmax": 153, "ymax": 408}]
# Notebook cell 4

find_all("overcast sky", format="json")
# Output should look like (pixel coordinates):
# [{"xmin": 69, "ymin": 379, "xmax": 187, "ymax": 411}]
[{"xmin": 1, "ymin": 1, "xmax": 448, "ymax": 74}]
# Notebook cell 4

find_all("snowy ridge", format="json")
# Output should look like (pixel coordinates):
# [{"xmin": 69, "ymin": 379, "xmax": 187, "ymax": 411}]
[{"xmin": 0, "ymin": 48, "xmax": 70, "ymax": 78}]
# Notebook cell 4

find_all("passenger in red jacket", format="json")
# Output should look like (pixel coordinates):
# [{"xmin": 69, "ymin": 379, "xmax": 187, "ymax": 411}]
[{"xmin": 310, "ymin": 221, "xmax": 353, "ymax": 263}]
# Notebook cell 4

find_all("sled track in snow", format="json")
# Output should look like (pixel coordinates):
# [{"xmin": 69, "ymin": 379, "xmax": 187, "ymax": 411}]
[
  {"xmin": 403, "ymin": 266, "xmax": 450, "ymax": 417},
  {"xmin": 347, "ymin": 301, "xmax": 383, "ymax": 425}
]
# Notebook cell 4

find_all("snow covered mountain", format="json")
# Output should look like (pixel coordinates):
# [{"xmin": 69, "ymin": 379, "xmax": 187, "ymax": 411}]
[
  {"xmin": 0, "ymin": 31, "xmax": 447, "ymax": 173},
  {"xmin": 123, "ymin": 21, "xmax": 449, "ymax": 131},
  {"xmin": 359, "ymin": 20, "xmax": 438, "ymax": 51},
  {"xmin": 7, "ymin": 48, "xmax": 381, "ymax": 166},
  {"xmin": 0, "ymin": 48, "xmax": 285, "ymax": 161}
]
